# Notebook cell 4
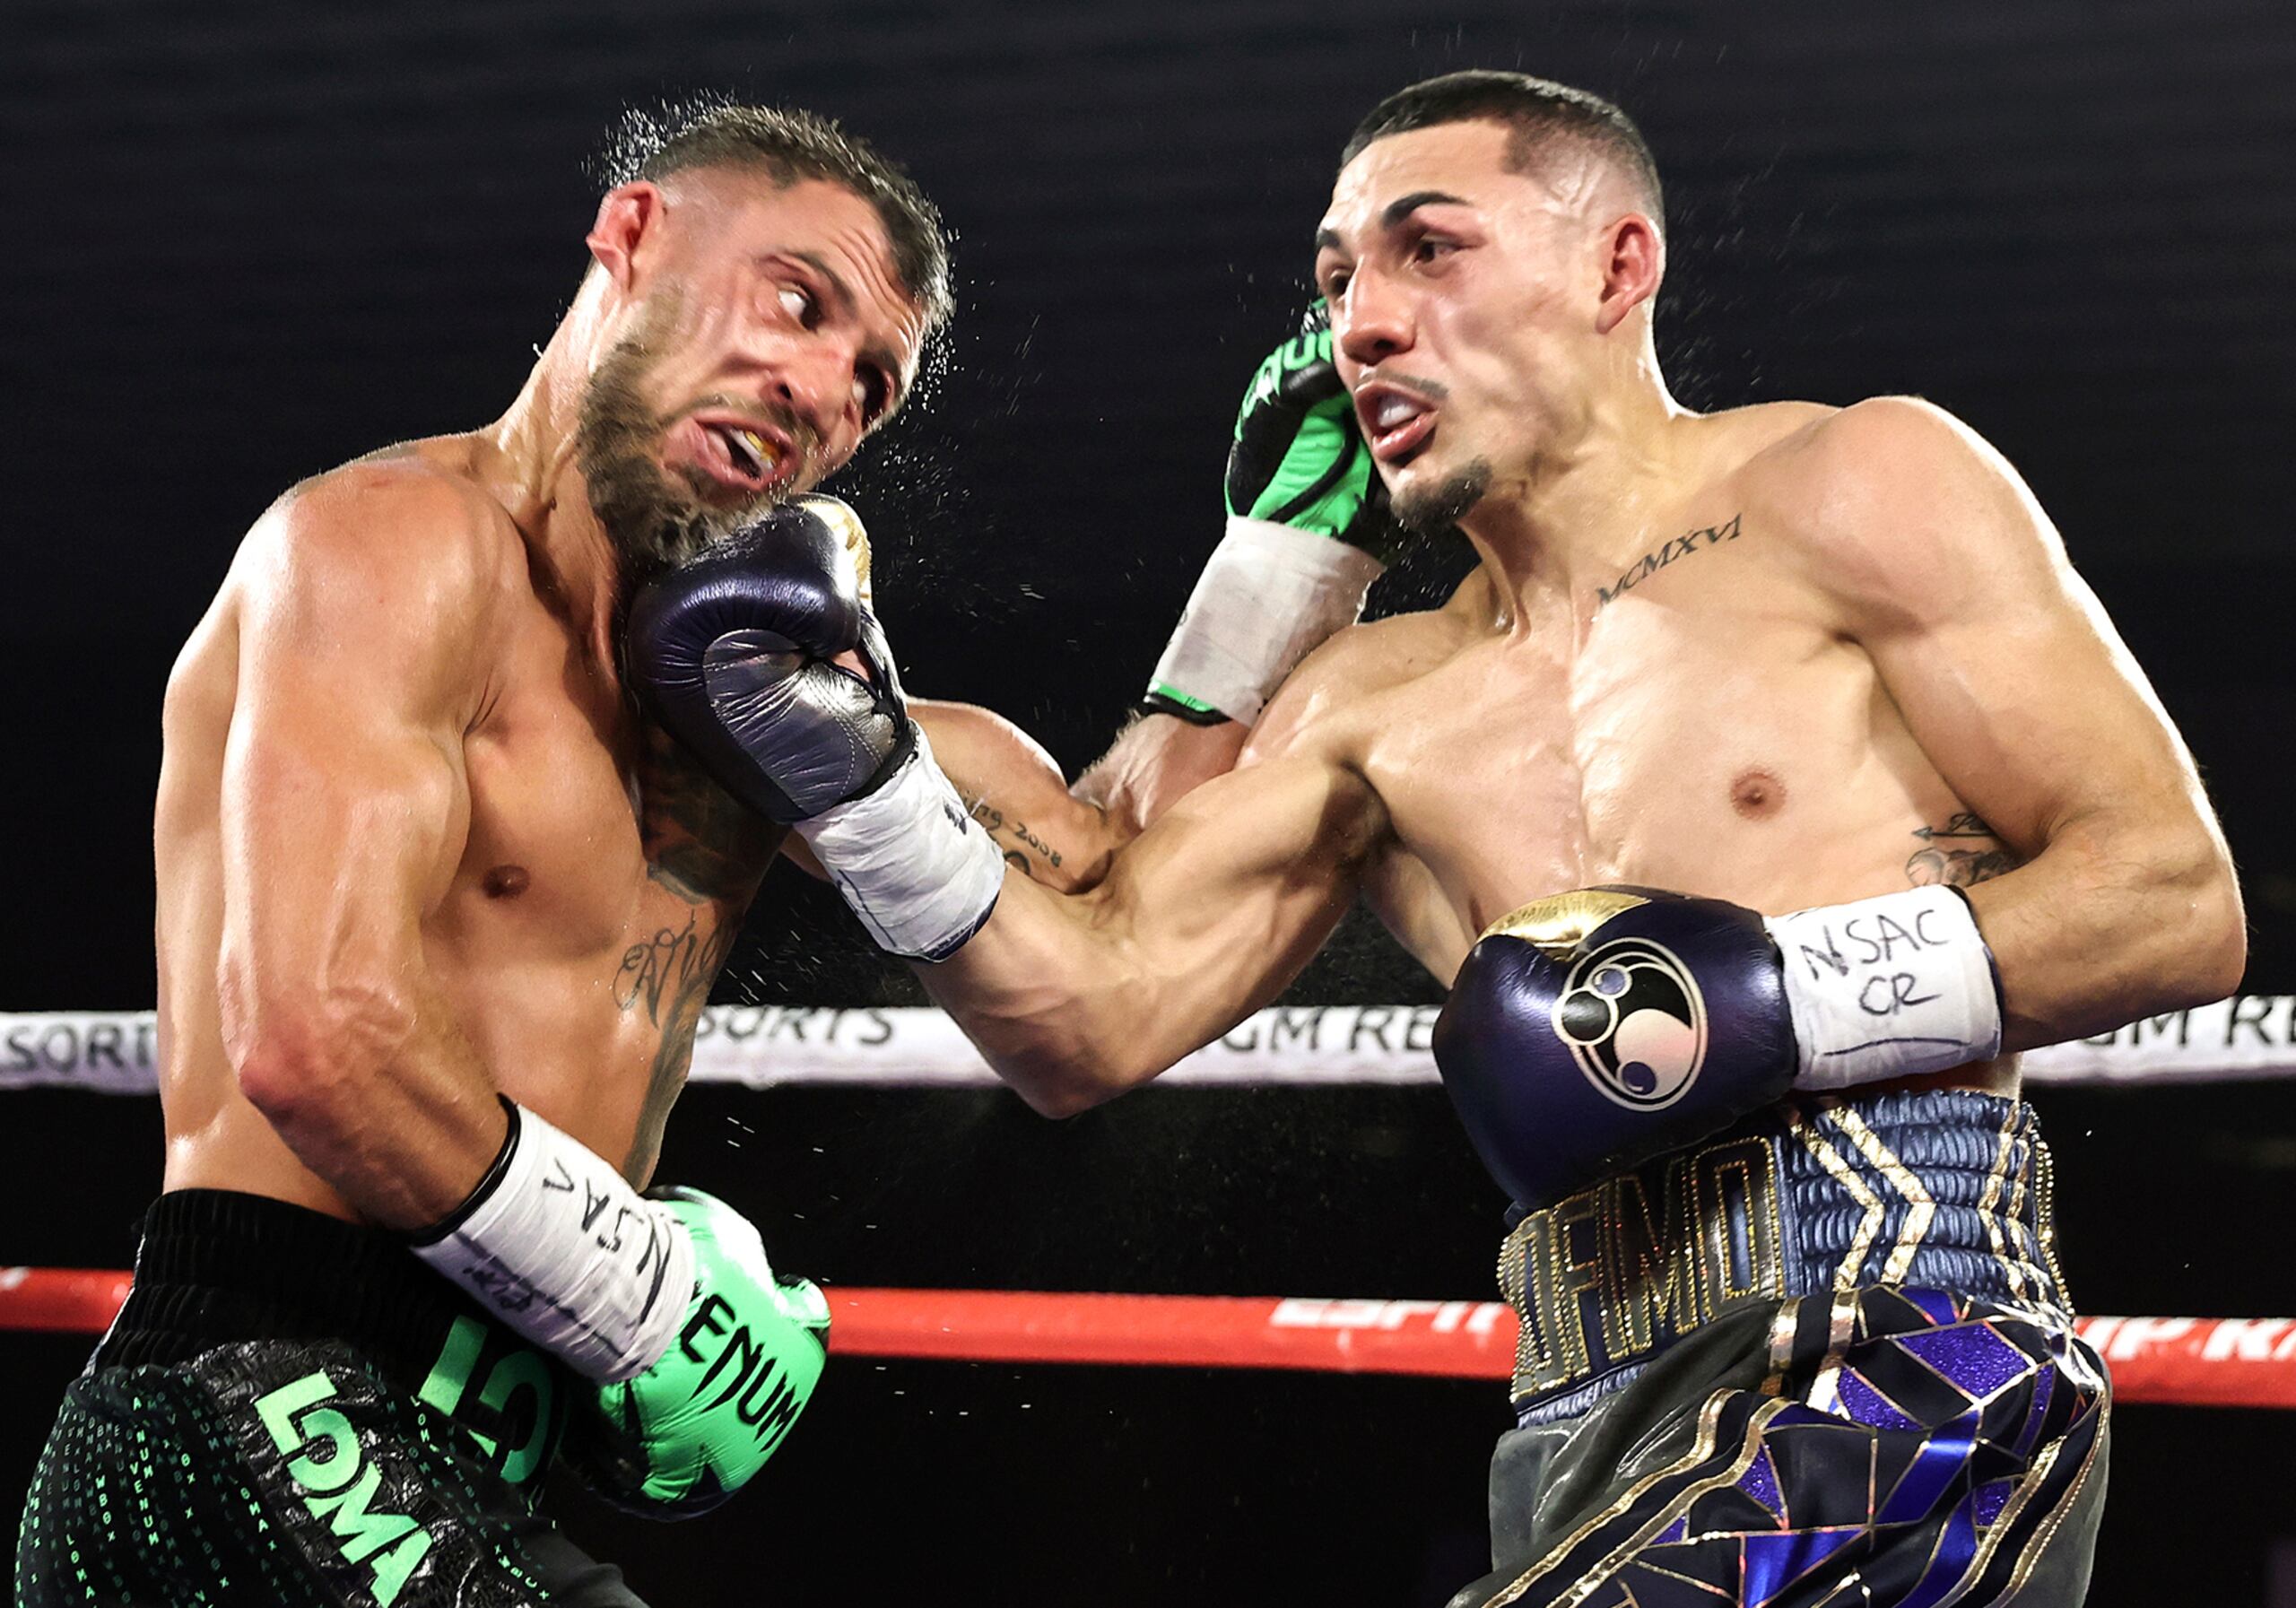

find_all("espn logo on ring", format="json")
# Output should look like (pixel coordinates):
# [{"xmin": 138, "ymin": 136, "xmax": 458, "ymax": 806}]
[{"xmin": 1550, "ymin": 937, "xmax": 1708, "ymax": 1109}]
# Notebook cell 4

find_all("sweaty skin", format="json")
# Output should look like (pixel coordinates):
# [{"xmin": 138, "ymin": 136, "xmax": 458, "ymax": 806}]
[
  {"xmin": 157, "ymin": 172, "xmax": 926, "ymax": 1230},
  {"xmin": 915, "ymin": 120, "xmax": 2243, "ymax": 1116}
]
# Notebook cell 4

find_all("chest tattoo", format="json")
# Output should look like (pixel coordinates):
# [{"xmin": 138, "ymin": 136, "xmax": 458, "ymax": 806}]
[
  {"xmin": 619, "ymin": 726, "xmax": 774, "ymax": 1174},
  {"xmin": 615, "ymin": 908, "xmax": 740, "ymax": 1177},
  {"xmin": 1596, "ymin": 513, "xmax": 1743, "ymax": 610},
  {"xmin": 633, "ymin": 725, "xmax": 778, "ymax": 905}
]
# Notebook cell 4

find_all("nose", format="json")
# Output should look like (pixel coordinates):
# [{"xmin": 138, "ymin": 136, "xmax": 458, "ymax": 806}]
[
  {"xmin": 1335, "ymin": 268, "xmax": 1413, "ymax": 368},
  {"xmin": 761, "ymin": 348, "xmax": 839, "ymax": 438},
  {"xmin": 755, "ymin": 334, "xmax": 860, "ymax": 448}
]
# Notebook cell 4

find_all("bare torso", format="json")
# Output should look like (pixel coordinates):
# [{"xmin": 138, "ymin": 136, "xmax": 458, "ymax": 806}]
[
  {"xmin": 1280, "ymin": 402, "xmax": 2017, "ymax": 1095},
  {"xmin": 155, "ymin": 438, "xmax": 778, "ymax": 1220}
]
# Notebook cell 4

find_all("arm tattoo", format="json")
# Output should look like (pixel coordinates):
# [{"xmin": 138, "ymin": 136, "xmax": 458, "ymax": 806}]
[
  {"xmin": 1907, "ymin": 812, "xmax": 2019, "ymax": 888},
  {"xmin": 1595, "ymin": 514, "xmax": 1743, "ymax": 610},
  {"xmin": 963, "ymin": 796, "xmax": 1065, "ymax": 882},
  {"xmin": 633, "ymin": 725, "xmax": 780, "ymax": 905}
]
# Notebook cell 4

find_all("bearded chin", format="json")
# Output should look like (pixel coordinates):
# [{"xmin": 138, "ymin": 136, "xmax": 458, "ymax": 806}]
[
  {"xmin": 582, "ymin": 459, "xmax": 726, "ymax": 590},
  {"xmin": 573, "ymin": 309, "xmax": 762, "ymax": 595},
  {"xmin": 1392, "ymin": 456, "xmax": 1492, "ymax": 537}
]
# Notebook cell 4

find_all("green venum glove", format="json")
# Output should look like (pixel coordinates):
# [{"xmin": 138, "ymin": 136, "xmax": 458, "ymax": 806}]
[{"xmin": 570, "ymin": 1186, "xmax": 829, "ymax": 1518}]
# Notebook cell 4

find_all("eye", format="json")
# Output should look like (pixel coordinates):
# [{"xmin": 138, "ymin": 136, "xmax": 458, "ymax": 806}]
[
  {"xmin": 776, "ymin": 283, "xmax": 820, "ymax": 326},
  {"xmin": 853, "ymin": 367, "xmax": 893, "ymax": 426},
  {"xmin": 1411, "ymin": 235, "xmax": 1458, "ymax": 266},
  {"xmin": 1320, "ymin": 268, "xmax": 1352, "ymax": 301}
]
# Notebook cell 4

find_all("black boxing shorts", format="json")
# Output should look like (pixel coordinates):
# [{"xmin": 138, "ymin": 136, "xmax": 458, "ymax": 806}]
[
  {"xmin": 1448, "ymin": 1090, "xmax": 2109, "ymax": 1607},
  {"xmin": 14, "ymin": 1189, "xmax": 647, "ymax": 1608}
]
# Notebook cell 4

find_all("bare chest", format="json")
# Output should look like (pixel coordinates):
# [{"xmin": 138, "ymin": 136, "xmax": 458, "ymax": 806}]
[
  {"xmin": 432, "ymin": 596, "xmax": 776, "ymax": 1172},
  {"xmin": 448, "ymin": 614, "xmax": 659, "ymax": 958},
  {"xmin": 1357, "ymin": 550, "xmax": 1979, "ymax": 978}
]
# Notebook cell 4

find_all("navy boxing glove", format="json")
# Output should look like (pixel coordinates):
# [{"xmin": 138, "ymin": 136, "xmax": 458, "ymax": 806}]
[
  {"xmin": 624, "ymin": 496, "xmax": 1004, "ymax": 960},
  {"xmin": 623, "ymin": 495, "xmax": 909, "ymax": 823},
  {"xmin": 1436, "ymin": 884, "xmax": 2003, "ymax": 1209}
]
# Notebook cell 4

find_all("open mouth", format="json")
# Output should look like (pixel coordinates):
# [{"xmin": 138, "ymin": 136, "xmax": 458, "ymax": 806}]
[
  {"xmin": 684, "ymin": 416, "xmax": 795, "ymax": 495},
  {"xmin": 1356, "ymin": 385, "xmax": 1437, "ymax": 465}
]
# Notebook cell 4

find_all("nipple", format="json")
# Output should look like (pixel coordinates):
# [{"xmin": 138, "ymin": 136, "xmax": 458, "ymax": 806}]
[
  {"xmin": 1729, "ymin": 769, "xmax": 1786, "ymax": 821},
  {"xmin": 482, "ymin": 865, "xmax": 532, "ymax": 900}
]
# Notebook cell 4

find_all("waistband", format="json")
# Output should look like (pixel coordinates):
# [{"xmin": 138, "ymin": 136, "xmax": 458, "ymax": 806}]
[
  {"xmin": 99, "ymin": 1188, "xmax": 520, "ymax": 1392},
  {"xmin": 96, "ymin": 1188, "xmax": 575, "ymax": 1490},
  {"xmin": 1500, "ymin": 1090, "xmax": 2068, "ymax": 1418}
]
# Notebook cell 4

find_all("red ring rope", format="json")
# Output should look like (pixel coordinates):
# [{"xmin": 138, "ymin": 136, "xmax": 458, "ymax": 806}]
[{"xmin": 3, "ymin": 1268, "xmax": 2284, "ymax": 1409}]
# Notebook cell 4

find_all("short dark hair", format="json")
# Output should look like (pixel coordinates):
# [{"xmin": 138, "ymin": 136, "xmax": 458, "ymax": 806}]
[
  {"xmin": 600, "ymin": 99, "xmax": 953, "ymax": 335},
  {"xmin": 1342, "ymin": 71, "xmax": 1662, "ymax": 231}
]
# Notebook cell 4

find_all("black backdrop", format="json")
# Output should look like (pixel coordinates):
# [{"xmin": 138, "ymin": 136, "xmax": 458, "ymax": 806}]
[{"xmin": 6, "ymin": 2, "xmax": 2295, "ymax": 1602}]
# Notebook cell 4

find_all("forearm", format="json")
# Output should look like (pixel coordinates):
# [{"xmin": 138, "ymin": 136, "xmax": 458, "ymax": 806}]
[
  {"xmin": 221, "ymin": 956, "xmax": 510, "ymax": 1230},
  {"xmin": 919, "ymin": 759, "xmax": 1370, "ymax": 1116},
  {"xmin": 1967, "ymin": 807, "xmax": 2246, "ymax": 1050},
  {"xmin": 910, "ymin": 698, "xmax": 1126, "ymax": 891}
]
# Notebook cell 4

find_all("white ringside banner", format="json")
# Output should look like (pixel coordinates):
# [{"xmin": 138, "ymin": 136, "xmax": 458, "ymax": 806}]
[{"xmin": 4, "ymin": 995, "xmax": 2295, "ymax": 1095}]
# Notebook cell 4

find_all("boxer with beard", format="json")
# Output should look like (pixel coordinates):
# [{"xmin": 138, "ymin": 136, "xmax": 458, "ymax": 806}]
[{"xmin": 18, "ymin": 102, "xmax": 945, "ymax": 1608}]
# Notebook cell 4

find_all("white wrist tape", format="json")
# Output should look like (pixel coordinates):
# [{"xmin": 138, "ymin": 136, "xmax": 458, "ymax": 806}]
[
  {"xmin": 1764, "ymin": 886, "xmax": 2005, "ymax": 1091},
  {"xmin": 796, "ymin": 731, "xmax": 1005, "ymax": 961},
  {"xmin": 410, "ymin": 1101, "xmax": 695, "ymax": 1382},
  {"xmin": 1146, "ymin": 516, "xmax": 1387, "ymax": 725}
]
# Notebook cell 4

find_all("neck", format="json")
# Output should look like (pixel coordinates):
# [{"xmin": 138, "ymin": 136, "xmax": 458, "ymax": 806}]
[
  {"xmin": 1455, "ymin": 338, "xmax": 1692, "ymax": 627},
  {"xmin": 469, "ymin": 284, "xmax": 624, "ymax": 656}
]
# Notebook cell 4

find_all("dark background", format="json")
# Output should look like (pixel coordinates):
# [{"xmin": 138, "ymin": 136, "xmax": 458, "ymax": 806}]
[{"xmin": 7, "ymin": 1, "xmax": 2296, "ymax": 1602}]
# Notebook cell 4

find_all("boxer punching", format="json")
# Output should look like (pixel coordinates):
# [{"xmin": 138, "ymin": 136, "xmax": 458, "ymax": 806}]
[
  {"xmin": 16, "ymin": 105, "xmax": 949, "ymax": 1608},
  {"xmin": 625, "ymin": 74, "xmax": 2242, "ymax": 1604}
]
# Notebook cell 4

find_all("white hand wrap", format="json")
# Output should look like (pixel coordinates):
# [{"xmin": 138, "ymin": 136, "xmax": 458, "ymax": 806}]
[
  {"xmin": 410, "ymin": 1101, "xmax": 695, "ymax": 1383},
  {"xmin": 1764, "ymin": 885, "xmax": 2005, "ymax": 1091},
  {"xmin": 1146, "ymin": 516, "xmax": 1387, "ymax": 725},
  {"xmin": 796, "ymin": 731, "xmax": 1005, "ymax": 961}
]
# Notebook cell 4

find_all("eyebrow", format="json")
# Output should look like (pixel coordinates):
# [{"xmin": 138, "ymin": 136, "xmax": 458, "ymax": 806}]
[
  {"xmin": 1381, "ymin": 189, "xmax": 1471, "ymax": 229},
  {"xmin": 1315, "ymin": 189, "xmax": 1474, "ymax": 255},
  {"xmin": 791, "ymin": 249, "xmax": 857, "ymax": 317}
]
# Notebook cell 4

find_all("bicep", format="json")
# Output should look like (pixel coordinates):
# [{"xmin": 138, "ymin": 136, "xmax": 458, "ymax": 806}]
[
  {"xmin": 218, "ymin": 488, "xmax": 495, "ymax": 1001},
  {"xmin": 930, "ymin": 742, "xmax": 1382, "ymax": 1095},
  {"xmin": 1828, "ymin": 403, "xmax": 2205, "ymax": 848},
  {"xmin": 1055, "ymin": 748, "xmax": 1378, "ymax": 1018}
]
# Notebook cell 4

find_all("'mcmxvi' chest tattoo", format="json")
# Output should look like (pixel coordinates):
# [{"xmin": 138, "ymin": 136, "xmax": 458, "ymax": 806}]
[{"xmin": 1596, "ymin": 513, "xmax": 1743, "ymax": 610}]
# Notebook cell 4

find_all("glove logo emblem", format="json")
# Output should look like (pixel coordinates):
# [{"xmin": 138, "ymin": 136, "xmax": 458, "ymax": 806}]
[{"xmin": 1551, "ymin": 938, "xmax": 1707, "ymax": 1110}]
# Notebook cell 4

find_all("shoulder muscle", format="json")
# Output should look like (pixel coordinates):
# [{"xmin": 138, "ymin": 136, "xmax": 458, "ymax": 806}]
[
  {"xmin": 236, "ymin": 461, "xmax": 521, "ymax": 724},
  {"xmin": 1768, "ymin": 395, "xmax": 2069, "ymax": 637},
  {"xmin": 1247, "ymin": 604, "xmax": 1466, "ymax": 768}
]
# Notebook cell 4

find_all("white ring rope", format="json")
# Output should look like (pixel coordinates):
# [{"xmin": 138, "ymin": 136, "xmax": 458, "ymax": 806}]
[{"xmin": 4, "ymin": 995, "xmax": 2294, "ymax": 1094}]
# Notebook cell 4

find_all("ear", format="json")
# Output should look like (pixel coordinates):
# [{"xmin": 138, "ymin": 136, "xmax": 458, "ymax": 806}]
[
  {"xmin": 1594, "ymin": 213, "xmax": 1664, "ymax": 335},
  {"xmin": 586, "ymin": 181, "xmax": 667, "ymax": 291}
]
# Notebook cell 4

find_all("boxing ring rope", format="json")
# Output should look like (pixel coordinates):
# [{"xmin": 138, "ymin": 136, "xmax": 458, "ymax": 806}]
[
  {"xmin": 0, "ymin": 1268, "xmax": 2288, "ymax": 1409},
  {"xmin": 8, "ymin": 997, "xmax": 2294, "ymax": 1412},
  {"xmin": 7, "ymin": 995, "xmax": 2296, "ymax": 1093}
]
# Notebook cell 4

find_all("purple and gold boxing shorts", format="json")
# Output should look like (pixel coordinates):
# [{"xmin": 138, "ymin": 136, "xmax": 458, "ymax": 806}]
[{"xmin": 1449, "ymin": 1090, "xmax": 2108, "ymax": 1607}]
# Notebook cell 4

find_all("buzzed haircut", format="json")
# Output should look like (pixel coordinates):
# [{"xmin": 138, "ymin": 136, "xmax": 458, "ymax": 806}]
[
  {"xmin": 601, "ymin": 98, "xmax": 953, "ymax": 335},
  {"xmin": 1342, "ymin": 71, "xmax": 1663, "ymax": 232}
]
